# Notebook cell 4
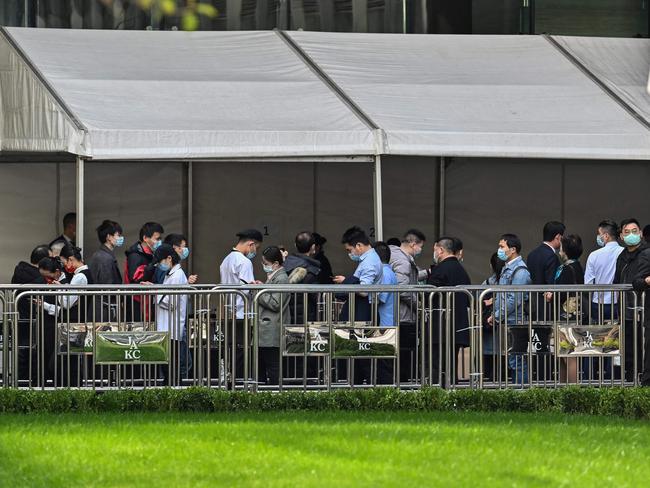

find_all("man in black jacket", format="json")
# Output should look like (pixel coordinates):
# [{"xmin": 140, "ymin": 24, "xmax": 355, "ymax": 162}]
[
  {"xmin": 427, "ymin": 236, "xmax": 471, "ymax": 386},
  {"xmin": 615, "ymin": 218, "xmax": 649, "ymax": 382},
  {"xmin": 87, "ymin": 220, "xmax": 124, "ymax": 322},
  {"xmin": 124, "ymin": 222, "xmax": 164, "ymax": 321},
  {"xmin": 284, "ymin": 231, "xmax": 321, "ymax": 323},
  {"xmin": 527, "ymin": 221, "xmax": 565, "ymax": 321},
  {"xmin": 633, "ymin": 247, "xmax": 650, "ymax": 386},
  {"xmin": 11, "ymin": 244, "xmax": 51, "ymax": 384}
]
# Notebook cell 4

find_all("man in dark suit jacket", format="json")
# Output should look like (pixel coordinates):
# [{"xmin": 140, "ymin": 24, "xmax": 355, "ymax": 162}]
[
  {"xmin": 526, "ymin": 221, "xmax": 565, "ymax": 322},
  {"xmin": 427, "ymin": 236, "xmax": 471, "ymax": 386}
]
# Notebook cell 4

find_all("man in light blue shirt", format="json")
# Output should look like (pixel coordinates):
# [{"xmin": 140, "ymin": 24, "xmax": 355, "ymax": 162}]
[
  {"xmin": 584, "ymin": 219, "xmax": 623, "ymax": 322},
  {"xmin": 373, "ymin": 242, "xmax": 398, "ymax": 327},
  {"xmin": 333, "ymin": 226, "xmax": 383, "ymax": 385},
  {"xmin": 333, "ymin": 226, "xmax": 383, "ymax": 287}
]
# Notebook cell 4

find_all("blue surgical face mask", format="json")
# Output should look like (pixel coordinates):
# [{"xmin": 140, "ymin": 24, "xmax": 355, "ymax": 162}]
[
  {"xmin": 115, "ymin": 236, "xmax": 125, "ymax": 247},
  {"xmin": 623, "ymin": 233, "xmax": 641, "ymax": 247},
  {"xmin": 158, "ymin": 262, "xmax": 170, "ymax": 272},
  {"xmin": 263, "ymin": 264, "xmax": 274, "ymax": 274},
  {"xmin": 180, "ymin": 247, "xmax": 190, "ymax": 260},
  {"xmin": 348, "ymin": 253, "xmax": 361, "ymax": 262},
  {"xmin": 152, "ymin": 239, "xmax": 162, "ymax": 251},
  {"xmin": 247, "ymin": 251, "xmax": 257, "ymax": 260},
  {"xmin": 497, "ymin": 248, "xmax": 509, "ymax": 262},
  {"xmin": 596, "ymin": 235, "xmax": 605, "ymax": 247}
]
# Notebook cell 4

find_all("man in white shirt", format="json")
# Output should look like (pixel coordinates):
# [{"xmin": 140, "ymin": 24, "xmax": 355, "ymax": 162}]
[
  {"xmin": 584, "ymin": 219, "xmax": 623, "ymax": 323},
  {"xmin": 219, "ymin": 229, "xmax": 263, "ymax": 383}
]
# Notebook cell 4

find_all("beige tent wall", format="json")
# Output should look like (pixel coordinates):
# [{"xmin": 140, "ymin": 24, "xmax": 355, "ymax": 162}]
[
  {"xmin": 382, "ymin": 156, "xmax": 439, "ymax": 268},
  {"xmin": 445, "ymin": 158, "xmax": 650, "ymax": 283},
  {"xmin": 445, "ymin": 158, "xmax": 564, "ymax": 283},
  {"xmin": 82, "ymin": 162, "xmax": 185, "ymax": 275},
  {"xmin": 0, "ymin": 163, "xmax": 69, "ymax": 282},
  {"xmin": 192, "ymin": 162, "xmax": 316, "ymax": 283},
  {"xmin": 563, "ymin": 161, "xmax": 650, "ymax": 259},
  {"xmin": 192, "ymin": 158, "xmax": 440, "ymax": 283},
  {"xmin": 0, "ymin": 161, "xmax": 184, "ymax": 283}
]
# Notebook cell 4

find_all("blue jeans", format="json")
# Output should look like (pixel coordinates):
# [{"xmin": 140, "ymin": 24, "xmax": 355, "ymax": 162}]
[{"xmin": 508, "ymin": 353, "xmax": 528, "ymax": 385}]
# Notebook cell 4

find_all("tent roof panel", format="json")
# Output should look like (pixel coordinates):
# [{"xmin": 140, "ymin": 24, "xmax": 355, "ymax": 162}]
[
  {"xmin": 290, "ymin": 32, "xmax": 650, "ymax": 159},
  {"xmin": 553, "ymin": 36, "xmax": 650, "ymax": 126},
  {"xmin": 4, "ymin": 28, "xmax": 374, "ymax": 159}
]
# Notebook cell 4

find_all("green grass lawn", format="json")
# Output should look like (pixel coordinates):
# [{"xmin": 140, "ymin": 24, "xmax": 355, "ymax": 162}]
[{"xmin": 0, "ymin": 411, "xmax": 648, "ymax": 487}]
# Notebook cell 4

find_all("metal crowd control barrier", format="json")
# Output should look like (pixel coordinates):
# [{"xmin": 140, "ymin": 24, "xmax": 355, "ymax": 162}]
[
  {"xmin": 251, "ymin": 285, "xmax": 432, "ymax": 391},
  {"xmin": 11, "ymin": 286, "xmax": 250, "ymax": 390},
  {"xmin": 477, "ymin": 285, "xmax": 641, "ymax": 389},
  {"xmin": 427, "ymin": 288, "xmax": 476, "ymax": 389},
  {"xmin": 0, "ymin": 283, "xmax": 646, "ymax": 391}
]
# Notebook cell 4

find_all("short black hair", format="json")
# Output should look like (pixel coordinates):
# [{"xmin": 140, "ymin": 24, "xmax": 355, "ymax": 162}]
[
  {"xmin": 262, "ymin": 245, "xmax": 284, "ymax": 265},
  {"xmin": 436, "ymin": 236, "xmax": 455, "ymax": 254},
  {"xmin": 402, "ymin": 229, "xmax": 426, "ymax": 244},
  {"xmin": 500, "ymin": 233, "xmax": 522, "ymax": 254},
  {"xmin": 63, "ymin": 212, "xmax": 76, "ymax": 228},
  {"xmin": 60, "ymin": 245, "xmax": 83, "ymax": 262},
  {"xmin": 236, "ymin": 229, "xmax": 263, "ymax": 243},
  {"xmin": 561, "ymin": 234, "xmax": 583, "ymax": 260},
  {"xmin": 373, "ymin": 241, "xmax": 391, "ymax": 264},
  {"xmin": 451, "ymin": 237, "xmax": 463, "ymax": 254},
  {"xmin": 620, "ymin": 218, "xmax": 640, "ymax": 231},
  {"xmin": 543, "ymin": 221, "xmax": 565, "ymax": 242},
  {"xmin": 38, "ymin": 256, "xmax": 63, "ymax": 273},
  {"xmin": 30, "ymin": 245, "xmax": 51, "ymax": 265},
  {"xmin": 598, "ymin": 220, "xmax": 618, "ymax": 238},
  {"xmin": 294, "ymin": 231, "xmax": 314, "ymax": 254},
  {"xmin": 644, "ymin": 224, "xmax": 650, "ymax": 241},
  {"xmin": 154, "ymin": 243, "xmax": 180, "ymax": 265},
  {"xmin": 96, "ymin": 220, "xmax": 123, "ymax": 244},
  {"xmin": 164, "ymin": 233, "xmax": 187, "ymax": 247},
  {"xmin": 386, "ymin": 238, "xmax": 401, "ymax": 247},
  {"xmin": 341, "ymin": 226, "xmax": 370, "ymax": 246},
  {"xmin": 139, "ymin": 222, "xmax": 164, "ymax": 241}
]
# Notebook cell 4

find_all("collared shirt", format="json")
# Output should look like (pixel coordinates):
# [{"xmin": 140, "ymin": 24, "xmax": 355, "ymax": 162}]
[
  {"xmin": 584, "ymin": 241, "xmax": 624, "ymax": 304},
  {"xmin": 220, "ymin": 249, "xmax": 255, "ymax": 319},
  {"xmin": 377, "ymin": 264, "xmax": 398, "ymax": 326},
  {"xmin": 353, "ymin": 248, "xmax": 383, "ymax": 286}
]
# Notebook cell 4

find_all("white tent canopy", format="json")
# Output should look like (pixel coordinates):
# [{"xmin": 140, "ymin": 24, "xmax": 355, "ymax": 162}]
[
  {"xmin": 0, "ymin": 28, "xmax": 375, "ymax": 160},
  {"xmin": 291, "ymin": 31, "xmax": 650, "ymax": 160},
  {"xmin": 0, "ymin": 27, "xmax": 649, "ymax": 161},
  {"xmin": 553, "ymin": 36, "xmax": 650, "ymax": 128}
]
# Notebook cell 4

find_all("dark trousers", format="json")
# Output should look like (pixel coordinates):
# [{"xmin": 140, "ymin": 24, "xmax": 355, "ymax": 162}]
[
  {"xmin": 258, "ymin": 347, "xmax": 280, "ymax": 385},
  {"xmin": 399, "ymin": 322, "xmax": 418, "ymax": 383},
  {"xmin": 353, "ymin": 358, "xmax": 394, "ymax": 385},
  {"xmin": 624, "ymin": 318, "xmax": 643, "ymax": 382},
  {"xmin": 641, "ymin": 326, "xmax": 650, "ymax": 386}
]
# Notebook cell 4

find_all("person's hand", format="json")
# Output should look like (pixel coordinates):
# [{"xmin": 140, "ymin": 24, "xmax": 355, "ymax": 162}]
[
  {"xmin": 486, "ymin": 315, "xmax": 494, "ymax": 327},
  {"xmin": 332, "ymin": 275, "xmax": 346, "ymax": 284},
  {"xmin": 483, "ymin": 298, "xmax": 493, "ymax": 307},
  {"xmin": 141, "ymin": 281, "xmax": 153, "ymax": 286},
  {"xmin": 544, "ymin": 291, "xmax": 553, "ymax": 302},
  {"xmin": 252, "ymin": 280, "xmax": 264, "ymax": 285},
  {"xmin": 645, "ymin": 276, "xmax": 650, "ymax": 286},
  {"xmin": 52, "ymin": 280, "xmax": 61, "ymax": 285},
  {"xmin": 188, "ymin": 274, "xmax": 198, "ymax": 285}
]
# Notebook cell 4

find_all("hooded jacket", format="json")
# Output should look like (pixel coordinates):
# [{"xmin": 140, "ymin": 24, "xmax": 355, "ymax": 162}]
[{"xmin": 283, "ymin": 253, "xmax": 321, "ymax": 323}]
